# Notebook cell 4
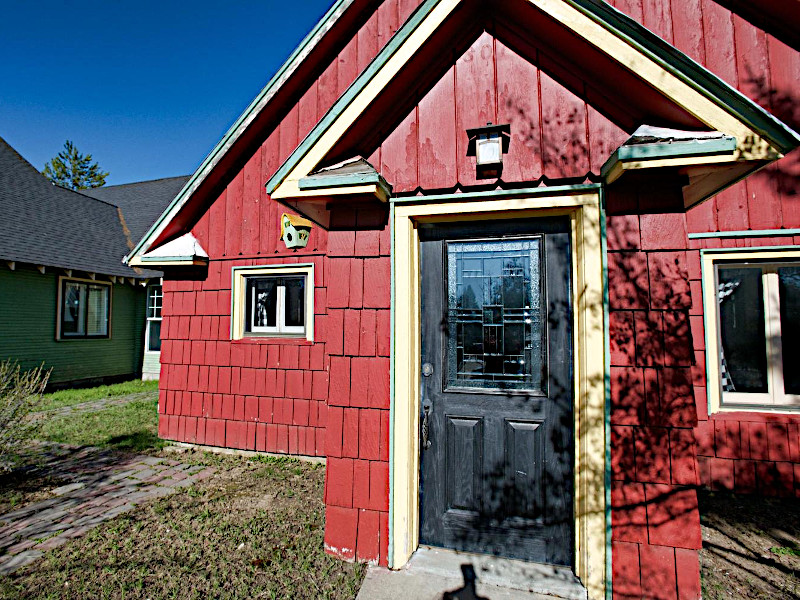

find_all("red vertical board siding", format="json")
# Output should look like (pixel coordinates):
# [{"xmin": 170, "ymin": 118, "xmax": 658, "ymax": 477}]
[
  {"xmin": 241, "ymin": 148, "xmax": 262, "ymax": 255},
  {"xmin": 671, "ymin": 0, "xmax": 705, "ymax": 65},
  {"xmin": 208, "ymin": 189, "xmax": 227, "ymax": 259},
  {"xmin": 398, "ymin": 0, "xmax": 420, "ymax": 25},
  {"xmin": 224, "ymin": 172, "xmax": 244, "ymax": 257},
  {"xmin": 539, "ymin": 71, "xmax": 589, "ymax": 180},
  {"xmin": 642, "ymin": 0, "xmax": 674, "ymax": 45},
  {"xmin": 377, "ymin": 0, "xmax": 399, "ymax": 53},
  {"xmin": 381, "ymin": 109, "xmax": 418, "ymax": 192},
  {"xmin": 587, "ymin": 106, "xmax": 629, "ymax": 177},
  {"xmin": 611, "ymin": 0, "xmax": 643, "ymax": 23},
  {"xmin": 768, "ymin": 37, "xmax": 800, "ymax": 228},
  {"xmin": 298, "ymin": 80, "xmax": 319, "ymax": 142},
  {"xmin": 699, "ymin": 0, "xmax": 737, "ymax": 88},
  {"xmin": 192, "ymin": 210, "xmax": 210, "ymax": 254},
  {"xmin": 337, "ymin": 35, "xmax": 359, "ymax": 97},
  {"xmin": 495, "ymin": 40, "xmax": 543, "ymax": 183},
  {"xmin": 317, "ymin": 59, "xmax": 339, "ymax": 120},
  {"xmin": 454, "ymin": 32, "xmax": 497, "ymax": 188},
  {"xmin": 261, "ymin": 129, "xmax": 281, "ymax": 254},
  {"xmin": 278, "ymin": 105, "xmax": 299, "ymax": 165},
  {"xmin": 417, "ymin": 67, "xmax": 457, "ymax": 190},
  {"xmin": 357, "ymin": 12, "xmax": 379, "ymax": 73}
]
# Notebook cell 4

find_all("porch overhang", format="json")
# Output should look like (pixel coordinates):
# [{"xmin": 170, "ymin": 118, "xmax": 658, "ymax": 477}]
[
  {"xmin": 272, "ymin": 157, "xmax": 392, "ymax": 228},
  {"xmin": 601, "ymin": 126, "xmax": 776, "ymax": 209},
  {"xmin": 128, "ymin": 232, "xmax": 209, "ymax": 268}
]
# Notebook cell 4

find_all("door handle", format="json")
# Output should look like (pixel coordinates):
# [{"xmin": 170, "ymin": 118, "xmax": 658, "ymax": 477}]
[{"xmin": 421, "ymin": 405, "xmax": 432, "ymax": 450}]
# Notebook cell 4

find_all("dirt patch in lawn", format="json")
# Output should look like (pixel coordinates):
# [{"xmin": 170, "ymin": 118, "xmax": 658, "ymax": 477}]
[
  {"xmin": 0, "ymin": 471, "xmax": 65, "ymax": 516},
  {"xmin": 0, "ymin": 449, "xmax": 365, "ymax": 599},
  {"xmin": 699, "ymin": 489, "xmax": 800, "ymax": 599}
]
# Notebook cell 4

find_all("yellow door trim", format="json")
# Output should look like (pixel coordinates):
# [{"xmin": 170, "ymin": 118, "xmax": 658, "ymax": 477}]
[{"xmin": 391, "ymin": 190, "xmax": 607, "ymax": 599}]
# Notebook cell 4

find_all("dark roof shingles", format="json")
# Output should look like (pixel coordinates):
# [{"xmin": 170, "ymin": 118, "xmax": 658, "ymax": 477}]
[
  {"xmin": 0, "ymin": 136, "xmax": 158, "ymax": 278},
  {"xmin": 83, "ymin": 175, "xmax": 189, "ymax": 244}
]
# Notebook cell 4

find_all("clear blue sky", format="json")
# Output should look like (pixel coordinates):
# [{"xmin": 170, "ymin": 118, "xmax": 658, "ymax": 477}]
[{"xmin": 1, "ymin": 1, "xmax": 332, "ymax": 185}]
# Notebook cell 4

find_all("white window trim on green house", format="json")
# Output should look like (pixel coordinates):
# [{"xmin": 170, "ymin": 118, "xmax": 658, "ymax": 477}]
[{"xmin": 141, "ymin": 280, "xmax": 163, "ymax": 381}]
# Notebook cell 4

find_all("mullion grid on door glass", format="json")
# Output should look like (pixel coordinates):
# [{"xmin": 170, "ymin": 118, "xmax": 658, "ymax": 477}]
[
  {"xmin": 448, "ymin": 240, "xmax": 540, "ymax": 391},
  {"xmin": 718, "ymin": 262, "xmax": 800, "ymax": 407}
]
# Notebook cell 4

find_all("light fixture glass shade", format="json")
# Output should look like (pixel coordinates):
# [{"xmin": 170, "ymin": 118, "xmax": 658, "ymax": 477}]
[{"xmin": 476, "ymin": 137, "xmax": 503, "ymax": 165}]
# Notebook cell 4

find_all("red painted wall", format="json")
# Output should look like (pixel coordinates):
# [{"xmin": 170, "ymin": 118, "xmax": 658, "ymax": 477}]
[
  {"xmin": 154, "ymin": 0, "xmax": 798, "ymax": 595},
  {"xmin": 606, "ymin": 187, "xmax": 703, "ymax": 600},
  {"xmin": 608, "ymin": 1, "xmax": 800, "ymax": 507}
]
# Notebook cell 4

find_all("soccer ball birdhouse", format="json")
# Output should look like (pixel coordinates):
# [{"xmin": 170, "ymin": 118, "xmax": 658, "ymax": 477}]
[{"xmin": 280, "ymin": 213, "xmax": 313, "ymax": 250}]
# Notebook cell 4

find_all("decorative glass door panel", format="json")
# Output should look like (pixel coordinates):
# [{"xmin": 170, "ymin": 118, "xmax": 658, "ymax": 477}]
[{"xmin": 446, "ymin": 239, "xmax": 544, "ymax": 392}]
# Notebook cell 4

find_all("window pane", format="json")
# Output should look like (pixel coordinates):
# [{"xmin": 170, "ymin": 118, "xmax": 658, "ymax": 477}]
[
  {"xmin": 62, "ymin": 282, "xmax": 86, "ymax": 336},
  {"xmin": 779, "ymin": 267, "xmax": 800, "ymax": 395},
  {"xmin": 147, "ymin": 285, "xmax": 162, "ymax": 318},
  {"xmin": 148, "ymin": 320, "xmax": 162, "ymax": 352},
  {"xmin": 284, "ymin": 278, "xmax": 305, "ymax": 327},
  {"xmin": 246, "ymin": 278, "xmax": 277, "ymax": 330},
  {"xmin": 718, "ymin": 267, "xmax": 768, "ymax": 393},
  {"xmin": 86, "ymin": 285, "xmax": 109, "ymax": 336},
  {"xmin": 446, "ymin": 238, "xmax": 544, "ymax": 391}
]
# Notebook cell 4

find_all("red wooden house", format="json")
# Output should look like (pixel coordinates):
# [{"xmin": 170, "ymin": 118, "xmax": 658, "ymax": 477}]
[{"xmin": 125, "ymin": 1, "xmax": 800, "ymax": 598}]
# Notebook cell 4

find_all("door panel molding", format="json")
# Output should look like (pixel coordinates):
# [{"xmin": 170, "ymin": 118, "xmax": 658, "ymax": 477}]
[{"xmin": 390, "ymin": 190, "xmax": 607, "ymax": 599}]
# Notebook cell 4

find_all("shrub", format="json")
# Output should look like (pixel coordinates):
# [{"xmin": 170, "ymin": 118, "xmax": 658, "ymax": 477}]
[{"xmin": 0, "ymin": 361, "xmax": 51, "ymax": 465}]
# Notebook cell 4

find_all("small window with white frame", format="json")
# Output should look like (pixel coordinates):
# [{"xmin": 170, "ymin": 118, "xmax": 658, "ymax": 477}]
[
  {"xmin": 703, "ymin": 249, "xmax": 800, "ymax": 411},
  {"xmin": 231, "ymin": 265, "xmax": 314, "ymax": 340},
  {"xmin": 146, "ymin": 283, "xmax": 163, "ymax": 352}
]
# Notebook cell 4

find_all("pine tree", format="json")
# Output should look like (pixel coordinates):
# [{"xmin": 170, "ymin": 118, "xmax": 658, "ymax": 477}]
[{"xmin": 42, "ymin": 140, "xmax": 108, "ymax": 190}]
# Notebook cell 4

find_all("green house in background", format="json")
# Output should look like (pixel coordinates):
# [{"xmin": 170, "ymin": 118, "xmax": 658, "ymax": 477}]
[{"xmin": 0, "ymin": 135, "xmax": 187, "ymax": 386}]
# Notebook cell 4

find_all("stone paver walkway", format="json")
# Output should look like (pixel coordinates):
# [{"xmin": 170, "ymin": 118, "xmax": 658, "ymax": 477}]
[
  {"xmin": 31, "ymin": 391, "xmax": 157, "ymax": 420},
  {"xmin": 0, "ymin": 443, "xmax": 214, "ymax": 574}
]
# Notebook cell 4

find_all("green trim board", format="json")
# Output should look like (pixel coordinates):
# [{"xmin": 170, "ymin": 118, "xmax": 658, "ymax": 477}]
[
  {"xmin": 689, "ymin": 228, "xmax": 800, "ymax": 240},
  {"xmin": 600, "ymin": 136, "xmax": 737, "ymax": 178},
  {"xmin": 699, "ymin": 245, "xmax": 800, "ymax": 254},
  {"xmin": 388, "ymin": 200, "xmax": 396, "ymax": 567},
  {"xmin": 298, "ymin": 172, "xmax": 393, "ymax": 199},
  {"xmin": 566, "ymin": 0, "xmax": 800, "ymax": 155},
  {"xmin": 124, "ymin": 0, "xmax": 358, "ymax": 264},
  {"xmin": 390, "ymin": 184, "xmax": 604, "ymax": 204},
  {"xmin": 599, "ymin": 188, "xmax": 613, "ymax": 600}
]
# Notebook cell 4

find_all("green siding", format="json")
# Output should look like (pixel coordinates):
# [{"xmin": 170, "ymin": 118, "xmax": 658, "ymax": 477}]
[{"xmin": 0, "ymin": 264, "xmax": 146, "ymax": 384}]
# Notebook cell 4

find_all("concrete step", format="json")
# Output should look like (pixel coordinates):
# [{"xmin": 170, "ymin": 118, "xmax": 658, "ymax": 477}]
[{"xmin": 356, "ymin": 546, "xmax": 588, "ymax": 600}]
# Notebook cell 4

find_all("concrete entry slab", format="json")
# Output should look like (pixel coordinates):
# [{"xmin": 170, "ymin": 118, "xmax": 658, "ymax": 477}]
[{"xmin": 356, "ymin": 547, "xmax": 588, "ymax": 600}]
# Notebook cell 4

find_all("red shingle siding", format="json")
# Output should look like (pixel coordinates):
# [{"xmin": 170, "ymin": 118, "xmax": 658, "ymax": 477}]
[{"xmin": 607, "ymin": 191, "xmax": 702, "ymax": 600}]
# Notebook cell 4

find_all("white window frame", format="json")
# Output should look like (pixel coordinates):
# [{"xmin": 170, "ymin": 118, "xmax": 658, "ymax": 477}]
[
  {"xmin": 230, "ymin": 264, "xmax": 314, "ymax": 341},
  {"xmin": 145, "ymin": 282, "xmax": 163, "ymax": 353},
  {"xmin": 702, "ymin": 248, "xmax": 800, "ymax": 413},
  {"xmin": 56, "ymin": 276, "xmax": 112, "ymax": 340}
]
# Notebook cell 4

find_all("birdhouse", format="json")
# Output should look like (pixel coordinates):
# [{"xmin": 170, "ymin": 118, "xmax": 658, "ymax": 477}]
[{"xmin": 280, "ymin": 213, "xmax": 313, "ymax": 249}]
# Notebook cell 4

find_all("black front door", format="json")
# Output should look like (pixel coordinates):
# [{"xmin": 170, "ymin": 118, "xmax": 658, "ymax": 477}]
[{"xmin": 419, "ymin": 217, "xmax": 574, "ymax": 565}]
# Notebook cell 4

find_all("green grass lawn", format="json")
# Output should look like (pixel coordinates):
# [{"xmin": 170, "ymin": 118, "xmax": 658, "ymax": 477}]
[
  {"xmin": 37, "ymin": 379, "xmax": 159, "ymax": 412},
  {"xmin": 0, "ymin": 452, "xmax": 366, "ymax": 599},
  {"xmin": 33, "ymin": 398, "xmax": 165, "ymax": 452}
]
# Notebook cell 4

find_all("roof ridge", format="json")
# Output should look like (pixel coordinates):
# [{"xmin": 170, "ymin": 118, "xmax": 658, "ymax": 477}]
[{"xmin": 99, "ymin": 175, "xmax": 191, "ymax": 189}]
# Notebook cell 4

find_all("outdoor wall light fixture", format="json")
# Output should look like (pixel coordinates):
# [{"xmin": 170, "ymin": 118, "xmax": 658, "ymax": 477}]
[{"xmin": 466, "ymin": 122, "xmax": 511, "ymax": 179}]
